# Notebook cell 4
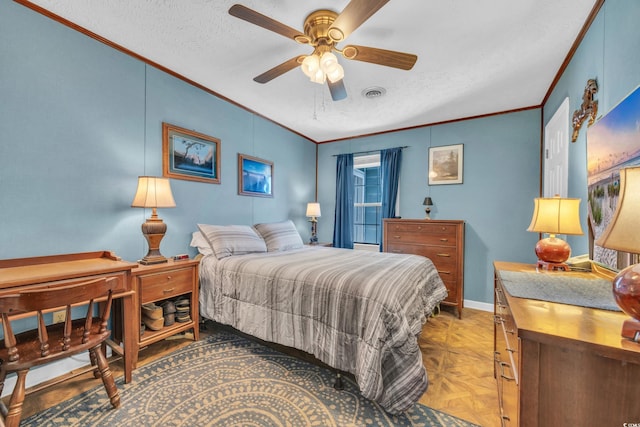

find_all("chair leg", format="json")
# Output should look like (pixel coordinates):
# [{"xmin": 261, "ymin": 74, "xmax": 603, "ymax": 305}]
[
  {"xmin": 90, "ymin": 346, "xmax": 120, "ymax": 409},
  {"xmin": 4, "ymin": 369, "xmax": 28, "ymax": 427}
]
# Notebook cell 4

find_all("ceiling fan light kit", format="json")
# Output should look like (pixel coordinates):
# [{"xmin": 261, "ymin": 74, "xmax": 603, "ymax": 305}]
[{"xmin": 229, "ymin": 1, "xmax": 417, "ymax": 101}]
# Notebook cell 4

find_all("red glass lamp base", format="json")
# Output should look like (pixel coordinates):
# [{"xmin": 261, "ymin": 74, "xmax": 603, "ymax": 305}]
[
  {"xmin": 535, "ymin": 236, "xmax": 571, "ymax": 270},
  {"xmin": 613, "ymin": 263, "xmax": 640, "ymax": 342}
]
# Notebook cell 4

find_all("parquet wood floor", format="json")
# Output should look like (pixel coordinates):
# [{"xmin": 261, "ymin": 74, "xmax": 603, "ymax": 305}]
[
  {"xmin": 419, "ymin": 306, "xmax": 501, "ymax": 427},
  {"xmin": 9, "ymin": 307, "xmax": 500, "ymax": 426}
]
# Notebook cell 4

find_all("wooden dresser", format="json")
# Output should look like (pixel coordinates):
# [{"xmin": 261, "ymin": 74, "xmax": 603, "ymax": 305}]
[
  {"xmin": 494, "ymin": 261, "xmax": 640, "ymax": 426},
  {"xmin": 383, "ymin": 219, "xmax": 465, "ymax": 317}
]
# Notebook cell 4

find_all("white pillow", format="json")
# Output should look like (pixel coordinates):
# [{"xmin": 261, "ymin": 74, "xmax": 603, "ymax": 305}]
[
  {"xmin": 190, "ymin": 231, "xmax": 214, "ymax": 257},
  {"xmin": 254, "ymin": 220, "xmax": 304, "ymax": 252},
  {"xmin": 197, "ymin": 224, "xmax": 267, "ymax": 259}
]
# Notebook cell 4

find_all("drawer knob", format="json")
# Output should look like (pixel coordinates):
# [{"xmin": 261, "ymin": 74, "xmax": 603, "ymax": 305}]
[
  {"xmin": 166, "ymin": 275, "xmax": 172, "ymax": 280},
  {"xmin": 436, "ymin": 253, "xmax": 451, "ymax": 257},
  {"xmin": 393, "ymin": 235, "xmax": 400, "ymax": 239},
  {"xmin": 438, "ymin": 270, "xmax": 451, "ymax": 275},
  {"xmin": 439, "ymin": 238, "xmax": 449, "ymax": 242},
  {"xmin": 163, "ymin": 287, "xmax": 175, "ymax": 294}
]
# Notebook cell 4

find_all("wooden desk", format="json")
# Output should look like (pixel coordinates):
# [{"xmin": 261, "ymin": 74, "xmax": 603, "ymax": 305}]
[
  {"xmin": 493, "ymin": 261, "xmax": 640, "ymax": 426},
  {"xmin": 0, "ymin": 251, "xmax": 138, "ymax": 383}
]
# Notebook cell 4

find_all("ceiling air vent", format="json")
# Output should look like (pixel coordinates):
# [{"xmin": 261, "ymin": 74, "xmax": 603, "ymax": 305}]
[{"xmin": 362, "ymin": 87, "xmax": 386, "ymax": 99}]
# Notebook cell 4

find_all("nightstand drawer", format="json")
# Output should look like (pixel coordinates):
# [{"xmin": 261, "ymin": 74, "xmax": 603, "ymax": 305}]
[{"xmin": 139, "ymin": 268, "xmax": 193, "ymax": 303}]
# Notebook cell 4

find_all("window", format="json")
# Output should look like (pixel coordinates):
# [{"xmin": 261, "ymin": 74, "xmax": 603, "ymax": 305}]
[{"xmin": 354, "ymin": 154, "xmax": 381, "ymax": 244}]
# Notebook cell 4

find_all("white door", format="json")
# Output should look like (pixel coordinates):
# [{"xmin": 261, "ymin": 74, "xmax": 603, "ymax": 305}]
[{"xmin": 544, "ymin": 97, "xmax": 570, "ymax": 197}]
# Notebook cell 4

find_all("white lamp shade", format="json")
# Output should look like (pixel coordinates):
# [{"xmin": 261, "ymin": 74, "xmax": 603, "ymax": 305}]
[
  {"xmin": 595, "ymin": 166, "xmax": 640, "ymax": 253},
  {"xmin": 131, "ymin": 176, "xmax": 176, "ymax": 208},
  {"xmin": 306, "ymin": 202, "xmax": 321, "ymax": 217},
  {"xmin": 527, "ymin": 196, "xmax": 583, "ymax": 235}
]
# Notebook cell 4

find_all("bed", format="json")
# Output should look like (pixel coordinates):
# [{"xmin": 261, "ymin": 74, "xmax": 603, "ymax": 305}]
[{"xmin": 192, "ymin": 220, "xmax": 448, "ymax": 414}]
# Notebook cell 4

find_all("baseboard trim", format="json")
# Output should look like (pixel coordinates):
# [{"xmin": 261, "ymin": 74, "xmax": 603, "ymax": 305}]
[{"xmin": 464, "ymin": 299, "xmax": 493, "ymax": 312}]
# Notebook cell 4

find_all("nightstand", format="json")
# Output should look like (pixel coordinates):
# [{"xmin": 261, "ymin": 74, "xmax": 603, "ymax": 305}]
[{"xmin": 130, "ymin": 258, "xmax": 199, "ymax": 367}]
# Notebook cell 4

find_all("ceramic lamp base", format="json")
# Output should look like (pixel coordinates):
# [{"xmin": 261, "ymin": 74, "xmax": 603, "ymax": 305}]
[
  {"xmin": 613, "ymin": 263, "xmax": 640, "ymax": 341},
  {"xmin": 535, "ymin": 236, "xmax": 571, "ymax": 264}
]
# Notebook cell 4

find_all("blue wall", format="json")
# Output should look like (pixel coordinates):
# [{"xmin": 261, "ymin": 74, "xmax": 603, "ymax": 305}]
[
  {"xmin": 2, "ymin": 0, "xmax": 639, "ymax": 308},
  {"xmin": 544, "ymin": 0, "xmax": 640, "ymax": 256},
  {"xmin": 0, "ymin": 0, "xmax": 316, "ymax": 263},
  {"xmin": 317, "ymin": 111, "xmax": 541, "ymax": 305}
]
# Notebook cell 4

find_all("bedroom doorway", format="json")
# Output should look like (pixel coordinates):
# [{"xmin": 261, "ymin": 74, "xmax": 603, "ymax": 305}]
[{"xmin": 544, "ymin": 97, "xmax": 570, "ymax": 197}]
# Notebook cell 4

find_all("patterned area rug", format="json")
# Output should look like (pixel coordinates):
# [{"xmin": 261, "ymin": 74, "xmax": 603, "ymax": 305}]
[{"xmin": 23, "ymin": 330, "xmax": 478, "ymax": 426}]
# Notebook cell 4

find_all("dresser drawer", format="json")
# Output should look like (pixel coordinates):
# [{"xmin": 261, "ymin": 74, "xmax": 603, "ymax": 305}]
[
  {"xmin": 386, "ymin": 223, "xmax": 457, "ymax": 245},
  {"xmin": 139, "ymin": 268, "xmax": 193, "ymax": 303},
  {"xmin": 386, "ymin": 243, "xmax": 458, "ymax": 273},
  {"xmin": 442, "ymin": 279, "xmax": 458, "ymax": 301}
]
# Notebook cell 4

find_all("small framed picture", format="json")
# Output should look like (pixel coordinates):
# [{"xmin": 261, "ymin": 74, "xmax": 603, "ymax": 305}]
[
  {"xmin": 238, "ymin": 153, "xmax": 273, "ymax": 198},
  {"xmin": 428, "ymin": 144, "xmax": 464, "ymax": 185},
  {"xmin": 162, "ymin": 122, "xmax": 221, "ymax": 184}
]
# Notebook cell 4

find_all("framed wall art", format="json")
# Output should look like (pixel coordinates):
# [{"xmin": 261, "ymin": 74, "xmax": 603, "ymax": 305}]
[
  {"xmin": 587, "ymin": 84, "xmax": 640, "ymax": 269},
  {"xmin": 428, "ymin": 144, "xmax": 464, "ymax": 185},
  {"xmin": 162, "ymin": 122, "xmax": 221, "ymax": 184},
  {"xmin": 238, "ymin": 153, "xmax": 273, "ymax": 197}
]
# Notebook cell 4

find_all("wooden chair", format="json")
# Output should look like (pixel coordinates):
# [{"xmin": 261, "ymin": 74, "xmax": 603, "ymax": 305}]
[{"xmin": 0, "ymin": 276, "xmax": 121, "ymax": 427}]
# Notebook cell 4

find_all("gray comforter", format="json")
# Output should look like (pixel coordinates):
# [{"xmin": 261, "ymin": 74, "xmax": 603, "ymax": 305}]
[{"xmin": 198, "ymin": 246, "xmax": 448, "ymax": 414}]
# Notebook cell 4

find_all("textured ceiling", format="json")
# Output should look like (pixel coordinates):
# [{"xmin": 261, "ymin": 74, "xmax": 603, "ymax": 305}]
[{"xmin": 24, "ymin": 0, "xmax": 598, "ymax": 143}]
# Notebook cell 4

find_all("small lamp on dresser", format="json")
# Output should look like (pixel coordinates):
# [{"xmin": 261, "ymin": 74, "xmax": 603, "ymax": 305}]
[
  {"xmin": 595, "ymin": 166, "xmax": 640, "ymax": 343},
  {"xmin": 423, "ymin": 197, "xmax": 433, "ymax": 219},
  {"xmin": 306, "ymin": 202, "xmax": 321, "ymax": 244},
  {"xmin": 527, "ymin": 195, "xmax": 583, "ymax": 271},
  {"xmin": 131, "ymin": 176, "xmax": 176, "ymax": 265}
]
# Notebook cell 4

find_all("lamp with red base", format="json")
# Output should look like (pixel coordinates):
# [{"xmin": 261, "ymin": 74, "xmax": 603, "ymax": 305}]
[
  {"xmin": 527, "ymin": 196, "xmax": 584, "ymax": 271},
  {"xmin": 595, "ymin": 166, "xmax": 640, "ymax": 344}
]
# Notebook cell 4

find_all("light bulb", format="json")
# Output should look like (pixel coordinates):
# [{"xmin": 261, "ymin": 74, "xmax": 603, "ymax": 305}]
[
  {"xmin": 301, "ymin": 55, "xmax": 319, "ymax": 79},
  {"xmin": 326, "ymin": 63, "xmax": 344, "ymax": 83}
]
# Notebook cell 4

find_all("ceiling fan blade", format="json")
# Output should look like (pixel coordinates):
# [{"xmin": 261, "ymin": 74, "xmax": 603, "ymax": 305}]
[
  {"xmin": 341, "ymin": 45, "xmax": 417, "ymax": 70},
  {"xmin": 253, "ymin": 56, "xmax": 303, "ymax": 84},
  {"xmin": 328, "ymin": 0, "xmax": 390, "ymax": 42},
  {"xmin": 229, "ymin": 4, "xmax": 306, "ymax": 42},
  {"xmin": 328, "ymin": 79, "xmax": 347, "ymax": 101}
]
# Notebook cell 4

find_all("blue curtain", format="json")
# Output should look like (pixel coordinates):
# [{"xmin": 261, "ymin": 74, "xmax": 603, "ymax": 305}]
[
  {"xmin": 379, "ymin": 147, "xmax": 403, "ymax": 250},
  {"xmin": 332, "ymin": 154, "xmax": 354, "ymax": 249}
]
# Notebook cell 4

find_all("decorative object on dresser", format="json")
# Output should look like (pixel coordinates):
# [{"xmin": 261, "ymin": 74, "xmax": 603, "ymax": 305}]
[
  {"xmin": 595, "ymin": 166, "xmax": 640, "ymax": 343},
  {"xmin": 494, "ymin": 261, "xmax": 640, "ymax": 426},
  {"xmin": 383, "ymin": 218, "xmax": 465, "ymax": 318},
  {"xmin": 422, "ymin": 197, "xmax": 433, "ymax": 219},
  {"xmin": 306, "ymin": 202, "xmax": 321, "ymax": 244},
  {"xmin": 130, "ymin": 258, "xmax": 199, "ymax": 368},
  {"xmin": 526, "ymin": 195, "xmax": 583, "ymax": 271},
  {"xmin": 131, "ymin": 176, "xmax": 176, "ymax": 265}
]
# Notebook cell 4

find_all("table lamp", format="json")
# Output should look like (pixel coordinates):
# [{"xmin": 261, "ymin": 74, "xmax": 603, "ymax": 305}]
[
  {"xmin": 306, "ymin": 202, "xmax": 321, "ymax": 244},
  {"xmin": 131, "ymin": 176, "xmax": 176, "ymax": 265},
  {"xmin": 423, "ymin": 197, "xmax": 433, "ymax": 219},
  {"xmin": 595, "ymin": 166, "xmax": 640, "ymax": 343},
  {"xmin": 527, "ymin": 195, "xmax": 583, "ymax": 271}
]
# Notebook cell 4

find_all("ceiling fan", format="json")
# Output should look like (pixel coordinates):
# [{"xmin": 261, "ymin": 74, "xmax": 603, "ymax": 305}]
[{"xmin": 229, "ymin": 0, "xmax": 418, "ymax": 101}]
